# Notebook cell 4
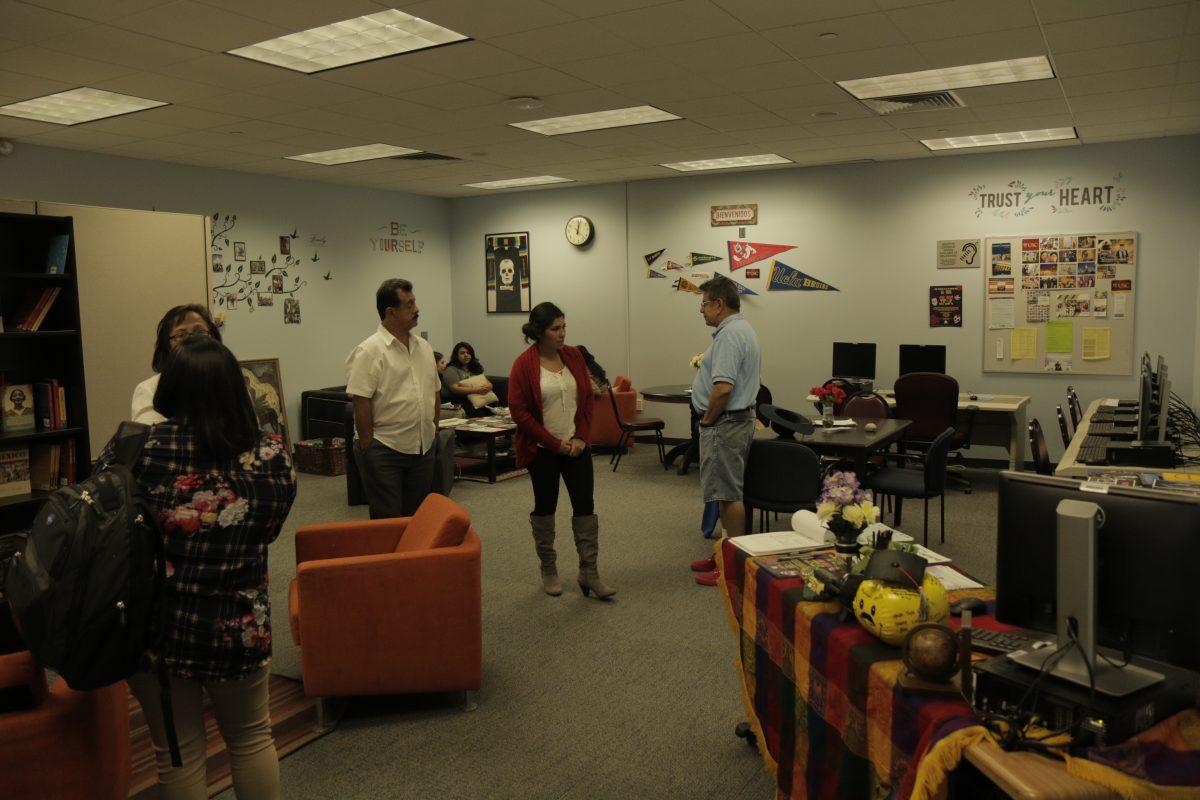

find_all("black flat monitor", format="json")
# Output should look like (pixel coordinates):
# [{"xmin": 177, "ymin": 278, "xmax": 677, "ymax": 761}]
[
  {"xmin": 832, "ymin": 342, "xmax": 876, "ymax": 380},
  {"xmin": 996, "ymin": 472, "xmax": 1200, "ymax": 670},
  {"xmin": 1138, "ymin": 371, "xmax": 1155, "ymax": 441},
  {"xmin": 898, "ymin": 344, "xmax": 946, "ymax": 375}
]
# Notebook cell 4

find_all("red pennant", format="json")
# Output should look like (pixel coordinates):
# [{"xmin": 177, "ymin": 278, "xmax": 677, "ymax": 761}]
[{"xmin": 727, "ymin": 240, "xmax": 796, "ymax": 270}]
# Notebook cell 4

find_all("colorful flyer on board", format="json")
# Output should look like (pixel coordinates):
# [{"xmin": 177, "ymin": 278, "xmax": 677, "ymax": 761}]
[{"xmin": 929, "ymin": 285, "xmax": 962, "ymax": 327}]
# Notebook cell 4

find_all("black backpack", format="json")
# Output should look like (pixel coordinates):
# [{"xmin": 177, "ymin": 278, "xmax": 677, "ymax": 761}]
[{"xmin": 2, "ymin": 421, "xmax": 181, "ymax": 764}]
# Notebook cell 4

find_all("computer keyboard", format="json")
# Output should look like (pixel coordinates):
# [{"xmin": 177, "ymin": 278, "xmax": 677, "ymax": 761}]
[
  {"xmin": 1089, "ymin": 421, "xmax": 1135, "ymax": 435},
  {"xmin": 1077, "ymin": 439, "xmax": 1110, "ymax": 465},
  {"xmin": 970, "ymin": 627, "xmax": 1053, "ymax": 656}
]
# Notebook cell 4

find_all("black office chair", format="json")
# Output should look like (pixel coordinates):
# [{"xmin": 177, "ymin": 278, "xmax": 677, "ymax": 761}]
[
  {"xmin": 1055, "ymin": 404, "xmax": 1073, "ymax": 449},
  {"xmin": 606, "ymin": 385, "xmax": 666, "ymax": 472},
  {"xmin": 866, "ymin": 427, "xmax": 954, "ymax": 547},
  {"xmin": 1066, "ymin": 386, "xmax": 1083, "ymax": 430},
  {"xmin": 893, "ymin": 372, "xmax": 975, "ymax": 494},
  {"xmin": 742, "ymin": 440, "xmax": 821, "ymax": 533},
  {"xmin": 1028, "ymin": 419, "xmax": 1054, "ymax": 476}
]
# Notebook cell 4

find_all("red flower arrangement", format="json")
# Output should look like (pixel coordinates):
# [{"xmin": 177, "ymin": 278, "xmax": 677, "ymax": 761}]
[{"xmin": 810, "ymin": 385, "xmax": 847, "ymax": 408}]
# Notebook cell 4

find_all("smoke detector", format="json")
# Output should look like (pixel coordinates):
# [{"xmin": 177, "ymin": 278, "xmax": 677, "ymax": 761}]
[{"xmin": 504, "ymin": 96, "xmax": 543, "ymax": 111}]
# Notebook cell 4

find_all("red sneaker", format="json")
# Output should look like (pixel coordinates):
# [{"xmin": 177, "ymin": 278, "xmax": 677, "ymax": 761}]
[
  {"xmin": 695, "ymin": 569, "xmax": 720, "ymax": 586},
  {"xmin": 690, "ymin": 556, "xmax": 717, "ymax": 572}
]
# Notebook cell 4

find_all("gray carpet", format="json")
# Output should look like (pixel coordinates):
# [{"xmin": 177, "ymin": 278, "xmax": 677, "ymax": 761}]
[{"xmin": 220, "ymin": 448, "xmax": 1001, "ymax": 800}]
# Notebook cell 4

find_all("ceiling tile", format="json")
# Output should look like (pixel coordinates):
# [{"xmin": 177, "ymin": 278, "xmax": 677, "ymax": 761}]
[
  {"xmin": 0, "ymin": 69, "xmax": 73, "ymax": 100},
  {"xmin": 221, "ymin": 140, "xmax": 305, "ymax": 158},
  {"xmin": 711, "ymin": 0, "xmax": 879, "ymax": 30},
  {"xmin": 21, "ymin": 0, "xmax": 175, "ymax": 22},
  {"xmin": 0, "ymin": 115, "xmax": 62, "ymax": 137},
  {"xmin": 1172, "ymin": 99, "xmax": 1200, "ymax": 115},
  {"xmin": 887, "ymin": 0, "xmax": 1037, "ymax": 41},
  {"xmin": 184, "ymin": 91, "xmax": 299, "ymax": 118},
  {"xmin": 970, "ymin": 97, "xmax": 1073, "ymax": 120},
  {"xmin": 729, "ymin": 123, "xmax": 820, "ymax": 142},
  {"xmin": 91, "ymin": 71, "xmax": 226, "ymax": 103},
  {"xmin": 616, "ymin": 77, "xmax": 731, "ymax": 103},
  {"xmin": 1166, "ymin": 113, "xmax": 1200, "ymax": 129},
  {"xmin": 1031, "ymin": 0, "xmax": 1183, "ymax": 25},
  {"xmin": 899, "ymin": 114, "xmax": 1076, "ymax": 139},
  {"xmin": 657, "ymin": 95, "xmax": 762, "ymax": 118},
  {"xmin": 25, "ymin": 128, "xmax": 139, "ymax": 149},
  {"xmin": 249, "ymin": 77, "xmax": 378, "ymax": 108},
  {"xmin": 310, "ymin": 58, "xmax": 449, "ymax": 95},
  {"xmin": 592, "ymin": 0, "xmax": 748, "ymax": 47},
  {"xmin": 466, "ymin": 67, "xmax": 593, "ymax": 97},
  {"xmin": 102, "ymin": 139, "xmax": 208, "ymax": 158},
  {"xmin": 1178, "ymin": 60, "xmax": 1200, "ymax": 83},
  {"xmin": 131, "ymin": 104, "xmax": 247, "ymax": 129},
  {"xmin": 489, "ymin": 21, "xmax": 641, "ymax": 64},
  {"xmin": 399, "ymin": 41, "xmax": 540, "ymax": 78},
  {"xmin": 954, "ymin": 78, "xmax": 1064, "ymax": 106},
  {"xmin": 1042, "ymin": 5, "xmax": 1190, "ymax": 55},
  {"xmin": 157, "ymin": 148, "xmax": 264, "ymax": 166},
  {"xmin": 743, "ymin": 82, "xmax": 852, "ymax": 110},
  {"xmin": 1066, "ymin": 86, "xmax": 1174, "ymax": 111},
  {"xmin": 0, "ymin": 47, "xmax": 135, "ymax": 83},
  {"xmin": 396, "ymin": 82, "xmax": 508, "ymax": 111},
  {"xmin": 802, "ymin": 44, "xmax": 930, "ymax": 82},
  {"xmin": 113, "ymin": 1, "xmax": 292, "ymax": 52},
  {"xmin": 205, "ymin": 119, "xmax": 317, "ymax": 142},
  {"xmin": 881, "ymin": 107, "xmax": 978, "ymax": 129},
  {"xmin": 40, "ymin": 25, "xmax": 207, "ymax": 71},
  {"xmin": 195, "ymin": 0, "xmax": 382, "ymax": 30},
  {"xmin": 691, "ymin": 109, "xmax": 792, "ymax": 131},
  {"xmin": 156, "ymin": 129, "xmax": 270, "ymax": 150},
  {"xmin": 536, "ymin": 87, "xmax": 640, "ymax": 115},
  {"xmin": 804, "ymin": 115, "xmax": 896, "ymax": 136},
  {"xmin": 326, "ymin": 96, "xmax": 442, "ymax": 124},
  {"xmin": 713, "ymin": 60, "xmax": 828, "ymax": 92},
  {"xmin": 1175, "ymin": 81, "xmax": 1200, "ymax": 101},
  {"xmin": 656, "ymin": 32, "xmax": 792, "ymax": 75},
  {"xmin": 0, "ymin": 1, "xmax": 92, "ymax": 42},
  {"xmin": 1071, "ymin": 104, "xmax": 1169, "ymax": 125},
  {"xmin": 1077, "ymin": 119, "xmax": 1169, "ymax": 139},
  {"xmin": 636, "ymin": 118, "xmax": 724, "ymax": 141},
  {"xmin": 276, "ymin": 131, "xmax": 368, "ymax": 151},
  {"xmin": 1051, "ymin": 39, "xmax": 1182, "ymax": 78},
  {"xmin": 1061, "ymin": 64, "xmax": 1178, "ymax": 97},
  {"xmin": 557, "ymin": 52, "xmax": 690, "ymax": 87},
  {"xmin": 765, "ymin": 13, "xmax": 909, "ymax": 59},
  {"xmin": 915, "ymin": 27, "xmax": 1048, "ymax": 69},
  {"xmin": 156, "ymin": 54, "xmax": 295, "ymax": 89},
  {"xmin": 76, "ymin": 115, "xmax": 186, "ymax": 138},
  {"xmin": 405, "ymin": 0, "xmax": 576, "ymax": 38}
]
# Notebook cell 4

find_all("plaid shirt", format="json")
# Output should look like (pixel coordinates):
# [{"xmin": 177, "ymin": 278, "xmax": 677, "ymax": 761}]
[{"xmin": 102, "ymin": 422, "xmax": 297, "ymax": 682}]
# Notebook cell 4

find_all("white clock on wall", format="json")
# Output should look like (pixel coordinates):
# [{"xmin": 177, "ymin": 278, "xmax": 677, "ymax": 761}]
[{"xmin": 565, "ymin": 215, "xmax": 594, "ymax": 247}]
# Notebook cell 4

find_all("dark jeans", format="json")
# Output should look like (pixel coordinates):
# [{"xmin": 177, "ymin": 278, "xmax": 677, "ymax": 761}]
[
  {"xmin": 528, "ymin": 447, "xmax": 594, "ymax": 517},
  {"xmin": 354, "ymin": 440, "xmax": 435, "ymax": 519}
]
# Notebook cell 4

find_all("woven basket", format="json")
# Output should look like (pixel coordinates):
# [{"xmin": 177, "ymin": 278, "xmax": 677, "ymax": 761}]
[{"xmin": 293, "ymin": 437, "xmax": 346, "ymax": 476}]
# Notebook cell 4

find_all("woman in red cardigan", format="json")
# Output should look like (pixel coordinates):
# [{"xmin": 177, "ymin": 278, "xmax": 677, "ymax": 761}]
[{"xmin": 508, "ymin": 301, "xmax": 615, "ymax": 600}]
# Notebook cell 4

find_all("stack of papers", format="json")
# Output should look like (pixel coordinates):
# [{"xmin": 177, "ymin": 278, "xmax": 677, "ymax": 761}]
[
  {"xmin": 730, "ymin": 530, "xmax": 828, "ymax": 557},
  {"xmin": 439, "ymin": 418, "xmax": 470, "ymax": 428},
  {"xmin": 927, "ymin": 565, "xmax": 983, "ymax": 590}
]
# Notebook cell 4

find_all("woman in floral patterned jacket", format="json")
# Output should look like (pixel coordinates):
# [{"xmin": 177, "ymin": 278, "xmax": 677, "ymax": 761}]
[{"xmin": 112, "ymin": 335, "xmax": 297, "ymax": 800}]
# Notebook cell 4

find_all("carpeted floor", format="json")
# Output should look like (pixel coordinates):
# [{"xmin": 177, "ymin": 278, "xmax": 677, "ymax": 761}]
[{"xmin": 222, "ymin": 447, "xmax": 1001, "ymax": 800}]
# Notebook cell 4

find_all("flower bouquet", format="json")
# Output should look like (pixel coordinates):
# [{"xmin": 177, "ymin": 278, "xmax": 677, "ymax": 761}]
[
  {"xmin": 810, "ymin": 384, "xmax": 846, "ymax": 427},
  {"xmin": 816, "ymin": 471, "xmax": 880, "ymax": 558},
  {"xmin": 690, "ymin": 353, "xmax": 704, "ymax": 369}
]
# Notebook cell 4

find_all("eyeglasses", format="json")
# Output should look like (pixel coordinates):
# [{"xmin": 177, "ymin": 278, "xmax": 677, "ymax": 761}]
[
  {"xmin": 169, "ymin": 327, "xmax": 210, "ymax": 343},
  {"xmin": 700, "ymin": 299, "xmax": 718, "ymax": 308}
]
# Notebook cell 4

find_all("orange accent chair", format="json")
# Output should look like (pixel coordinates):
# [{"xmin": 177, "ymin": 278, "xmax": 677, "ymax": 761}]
[
  {"xmin": 590, "ymin": 375, "xmax": 636, "ymax": 448},
  {"xmin": 0, "ymin": 651, "xmax": 131, "ymax": 800},
  {"xmin": 289, "ymin": 493, "xmax": 482, "ymax": 699}
]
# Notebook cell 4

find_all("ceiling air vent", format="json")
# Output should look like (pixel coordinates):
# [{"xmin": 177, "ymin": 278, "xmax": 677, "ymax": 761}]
[
  {"xmin": 391, "ymin": 152, "xmax": 460, "ymax": 161},
  {"xmin": 860, "ymin": 90, "xmax": 965, "ymax": 116}
]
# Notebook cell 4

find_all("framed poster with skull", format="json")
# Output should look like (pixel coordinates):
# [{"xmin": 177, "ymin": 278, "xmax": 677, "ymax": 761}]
[{"xmin": 485, "ymin": 231, "xmax": 531, "ymax": 314}]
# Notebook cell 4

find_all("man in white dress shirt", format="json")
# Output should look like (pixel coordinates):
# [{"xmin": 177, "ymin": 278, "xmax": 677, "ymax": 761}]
[{"xmin": 346, "ymin": 278, "xmax": 441, "ymax": 519}]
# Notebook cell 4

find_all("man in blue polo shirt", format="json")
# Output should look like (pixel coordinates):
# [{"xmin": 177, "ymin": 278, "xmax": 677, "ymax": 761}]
[{"xmin": 690, "ymin": 275, "xmax": 761, "ymax": 586}]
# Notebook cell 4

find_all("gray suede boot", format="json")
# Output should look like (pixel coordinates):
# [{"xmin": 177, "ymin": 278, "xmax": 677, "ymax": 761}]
[
  {"xmin": 530, "ymin": 514, "xmax": 562, "ymax": 596},
  {"xmin": 572, "ymin": 514, "xmax": 616, "ymax": 600}
]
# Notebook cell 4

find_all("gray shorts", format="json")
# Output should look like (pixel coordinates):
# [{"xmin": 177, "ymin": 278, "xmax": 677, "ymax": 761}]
[{"xmin": 698, "ymin": 409, "xmax": 756, "ymax": 503}]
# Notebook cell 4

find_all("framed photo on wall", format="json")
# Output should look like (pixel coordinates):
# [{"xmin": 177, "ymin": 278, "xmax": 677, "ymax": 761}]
[
  {"xmin": 485, "ymin": 231, "xmax": 531, "ymax": 313},
  {"xmin": 238, "ymin": 358, "xmax": 291, "ymax": 451}
]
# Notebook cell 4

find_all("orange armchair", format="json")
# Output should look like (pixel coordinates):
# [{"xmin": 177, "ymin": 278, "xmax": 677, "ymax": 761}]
[
  {"xmin": 0, "ymin": 651, "xmax": 131, "ymax": 800},
  {"xmin": 590, "ymin": 375, "xmax": 636, "ymax": 448},
  {"xmin": 289, "ymin": 494, "xmax": 482, "ymax": 699}
]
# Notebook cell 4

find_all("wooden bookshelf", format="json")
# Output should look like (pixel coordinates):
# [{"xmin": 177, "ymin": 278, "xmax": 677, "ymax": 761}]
[{"xmin": 0, "ymin": 211, "xmax": 91, "ymax": 535}]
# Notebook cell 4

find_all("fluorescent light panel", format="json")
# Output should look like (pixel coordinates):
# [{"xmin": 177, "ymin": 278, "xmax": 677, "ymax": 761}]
[
  {"xmin": 462, "ymin": 176, "xmax": 573, "ymax": 189},
  {"xmin": 660, "ymin": 154, "xmax": 793, "ymax": 172},
  {"xmin": 286, "ymin": 143, "xmax": 422, "ymax": 165},
  {"xmin": 228, "ymin": 9, "xmax": 469, "ymax": 74},
  {"xmin": 838, "ymin": 56, "xmax": 1054, "ymax": 99},
  {"xmin": 921, "ymin": 127, "xmax": 1077, "ymax": 151},
  {"xmin": 0, "ymin": 87, "xmax": 167, "ymax": 125},
  {"xmin": 511, "ymin": 105, "xmax": 680, "ymax": 136}
]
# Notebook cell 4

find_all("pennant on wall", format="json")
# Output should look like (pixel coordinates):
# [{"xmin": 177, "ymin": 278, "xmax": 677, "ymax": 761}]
[
  {"xmin": 674, "ymin": 276, "xmax": 703, "ymax": 294},
  {"xmin": 767, "ymin": 260, "xmax": 839, "ymax": 292},
  {"xmin": 644, "ymin": 248, "xmax": 665, "ymax": 266},
  {"xmin": 665, "ymin": 260, "xmax": 686, "ymax": 270},
  {"xmin": 728, "ymin": 240, "xmax": 796, "ymax": 270},
  {"xmin": 728, "ymin": 276, "xmax": 758, "ymax": 296},
  {"xmin": 688, "ymin": 252, "xmax": 722, "ymax": 267},
  {"xmin": 646, "ymin": 267, "xmax": 667, "ymax": 278}
]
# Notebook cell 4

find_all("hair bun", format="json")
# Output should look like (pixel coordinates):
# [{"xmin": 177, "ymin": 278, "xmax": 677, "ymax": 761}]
[{"xmin": 521, "ymin": 321, "xmax": 538, "ymax": 341}]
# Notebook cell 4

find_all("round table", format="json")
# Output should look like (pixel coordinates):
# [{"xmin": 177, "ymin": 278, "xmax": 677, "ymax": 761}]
[{"xmin": 641, "ymin": 384, "xmax": 699, "ymax": 475}]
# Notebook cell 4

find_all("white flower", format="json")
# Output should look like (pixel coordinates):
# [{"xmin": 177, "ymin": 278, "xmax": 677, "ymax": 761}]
[
  {"xmin": 218, "ymin": 498, "xmax": 249, "ymax": 527},
  {"xmin": 816, "ymin": 501, "xmax": 837, "ymax": 521},
  {"xmin": 842, "ymin": 504, "xmax": 865, "ymax": 528},
  {"xmin": 859, "ymin": 501, "xmax": 880, "ymax": 525}
]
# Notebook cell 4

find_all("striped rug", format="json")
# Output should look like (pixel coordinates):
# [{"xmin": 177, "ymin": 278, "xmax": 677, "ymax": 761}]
[{"xmin": 128, "ymin": 675, "xmax": 334, "ymax": 799}]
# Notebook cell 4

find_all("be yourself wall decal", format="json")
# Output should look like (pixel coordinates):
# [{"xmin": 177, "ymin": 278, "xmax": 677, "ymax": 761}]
[{"xmin": 968, "ymin": 173, "xmax": 1127, "ymax": 219}]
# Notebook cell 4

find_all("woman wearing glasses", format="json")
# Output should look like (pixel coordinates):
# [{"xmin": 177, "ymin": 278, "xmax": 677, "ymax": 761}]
[{"xmin": 132, "ymin": 304, "xmax": 223, "ymax": 424}]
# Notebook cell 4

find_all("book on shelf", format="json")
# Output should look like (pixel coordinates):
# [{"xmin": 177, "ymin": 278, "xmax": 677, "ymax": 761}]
[
  {"xmin": 60, "ymin": 438, "xmax": 76, "ymax": 486},
  {"xmin": 2, "ymin": 384, "xmax": 36, "ymax": 433},
  {"xmin": 0, "ymin": 446, "xmax": 31, "ymax": 498},
  {"xmin": 57, "ymin": 382, "xmax": 66, "ymax": 428},
  {"xmin": 29, "ymin": 443, "xmax": 59, "ymax": 492},
  {"xmin": 12, "ymin": 286, "xmax": 62, "ymax": 331},
  {"xmin": 34, "ymin": 381, "xmax": 54, "ymax": 429},
  {"xmin": 45, "ymin": 233, "xmax": 70, "ymax": 275}
]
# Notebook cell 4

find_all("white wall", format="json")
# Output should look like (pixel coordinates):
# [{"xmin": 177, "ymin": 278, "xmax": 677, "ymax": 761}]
[
  {"xmin": 450, "ymin": 135, "xmax": 1200, "ymax": 459},
  {"xmin": 1, "ymin": 144, "xmax": 451, "ymax": 441}
]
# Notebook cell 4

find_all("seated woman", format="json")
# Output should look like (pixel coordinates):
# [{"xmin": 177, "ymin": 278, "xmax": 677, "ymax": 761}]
[
  {"xmin": 443, "ymin": 341, "xmax": 496, "ymax": 417},
  {"xmin": 434, "ymin": 351, "xmax": 454, "ymax": 404},
  {"xmin": 132, "ymin": 304, "xmax": 222, "ymax": 424},
  {"xmin": 576, "ymin": 345, "xmax": 610, "ymax": 396}
]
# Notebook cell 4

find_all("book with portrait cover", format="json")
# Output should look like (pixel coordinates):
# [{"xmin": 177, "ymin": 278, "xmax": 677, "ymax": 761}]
[{"xmin": 2, "ymin": 384, "xmax": 36, "ymax": 433}]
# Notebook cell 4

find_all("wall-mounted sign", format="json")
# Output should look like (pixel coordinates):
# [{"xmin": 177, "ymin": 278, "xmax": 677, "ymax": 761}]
[
  {"xmin": 930, "ymin": 285, "xmax": 962, "ymax": 327},
  {"xmin": 710, "ymin": 204, "xmax": 758, "ymax": 227},
  {"xmin": 967, "ymin": 174, "xmax": 1126, "ymax": 219},
  {"xmin": 371, "ymin": 221, "xmax": 425, "ymax": 253},
  {"xmin": 936, "ymin": 239, "xmax": 980, "ymax": 269}
]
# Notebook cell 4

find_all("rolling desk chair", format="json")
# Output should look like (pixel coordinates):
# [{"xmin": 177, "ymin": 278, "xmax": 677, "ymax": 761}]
[
  {"xmin": 1066, "ymin": 386, "xmax": 1083, "ymax": 430},
  {"xmin": 1027, "ymin": 419, "xmax": 1054, "ymax": 476},
  {"xmin": 893, "ymin": 372, "xmax": 975, "ymax": 493},
  {"xmin": 867, "ymin": 427, "xmax": 955, "ymax": 547},
  {"xmin": 1055, "ymin": 405, "xmax": 1073, "ymax": 449}
]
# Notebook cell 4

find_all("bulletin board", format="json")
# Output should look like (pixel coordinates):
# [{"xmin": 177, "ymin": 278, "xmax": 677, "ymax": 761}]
[{"xmin": 981, "ymin": 231, "xmax": 1136, "ymax": 376}]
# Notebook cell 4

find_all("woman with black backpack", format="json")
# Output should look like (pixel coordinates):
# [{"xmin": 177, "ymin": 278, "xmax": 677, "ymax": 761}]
[{"xmin": 110, "ymin": 336, "xmax": 296, "ymax": 799}]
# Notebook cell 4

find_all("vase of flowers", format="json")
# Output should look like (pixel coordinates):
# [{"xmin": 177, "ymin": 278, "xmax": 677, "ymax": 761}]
[
  {"xmin": 810, "ymin": 385, "xmax": 846, "ymax": 428},
  {"xmin": 817, "ymin": 471, "xmax": 880, "ymax": 560}
]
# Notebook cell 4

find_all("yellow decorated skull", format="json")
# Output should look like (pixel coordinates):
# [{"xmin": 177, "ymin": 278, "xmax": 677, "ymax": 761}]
[{"xmin": 852, "ymin": 574, "xmax": 950, "ymax": 646}]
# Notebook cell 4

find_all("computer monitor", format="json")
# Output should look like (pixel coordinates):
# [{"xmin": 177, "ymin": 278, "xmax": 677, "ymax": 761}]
[
  {"xmin": 832, "ymin": 342, "xmax": 876, "ymax": 380},
  {"xmin": 898, "ymin": 344, "xmax": 946, "ymax": 375},
  {"xmin": 1137, "ymin": 371, "xmax": 1155, "ymax": 441},
  {"xmin": 996, "ymin": 471, "xmax": 1200, "ymax": 670}
]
